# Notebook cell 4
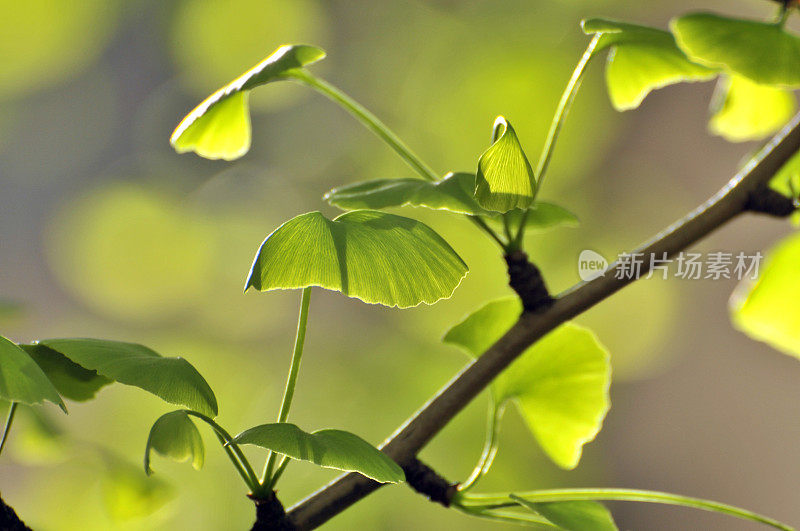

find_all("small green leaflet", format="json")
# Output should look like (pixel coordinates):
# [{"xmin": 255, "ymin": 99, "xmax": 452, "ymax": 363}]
[
  {"xmin": 34, "ymin": 338, "xmax": 218, "ymax": 417},
  {"xmin": 731, "ymin": 232, "xmax": 800, "ymax": 359},
  {"xmin": 709, "ymin": 75, "xmax": 797, "ymax": 142},
  {"xmin": 672, "ymin": 13, "xmax": 800, "ymax": 87},
  {"xmin": 768, "ymin": 148, "xmax": 800, "ymax": 226},
  {"xmin": 245, "ymin": 210, "xmax": 468, "ymax": 308},
  {"xmin": 475, "ymin": 117, "xmax": 537, "ymax": 213},
  {"xmin": 144, "ymin": 410, "xmax": 204, "ymax": 474},
  {"xmin": 0, "ymin": 335, "xmax": 65, "ymax": 412},
  {"xmin": 491, "ymin": 203, "xmax": 579, "ymax": 231},
  {"xmin": 171, "ymin": 44, "xmax": 326, "ymax": 160},
  {"xmin": 511, "ymin": 495, "xmax": 618, "ymax": 531},
  {"xmin": 231, "ymin": 423, "xmax": 404, "ymax": 483},
  {"xmin": 22, "ymin": 344, "xmax": 112, "ymax": 402},
  {"xmin": 325, "ymin": 172, "xmax": 489, "ymax": 216},
  {"xmin": 582, "ymin": 18, "xmax": 715, "ymax": 111},
  {"xmin": 444, "ymin": 298, "xmax": 610, "ymax": 469}
]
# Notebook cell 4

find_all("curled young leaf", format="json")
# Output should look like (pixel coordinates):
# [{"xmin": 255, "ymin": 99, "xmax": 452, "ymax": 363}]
[
  {"xmin": 325, "ymin": 172, "xmax": 490, "ymax": 216},
  {"xmin": 444, "ymin": 298, "xmax": 611, "ymax": 469},
  {"xmin": 510, "ymin": 495, "xmax": 618, "ymax": 531},
  {"xmin": 35, "ymin": 338, "xmax": 218, "ymax": 417},
  {"xmin": 21, "ymin": 344, "xmax": 112, "ymax": 402},
  {"xmin": 709, "ymin": 74, "xmax": 797, "ymax": 142},
  {"xmin": 672, "ymin": 13, "xmax": 800, "ymax": 87},
  {"xmin": 475, "ymin": 117, "xmax": 537, "ymax": 213},
  {"xmin": 245, "ymin": 210, "xmax": 468, "ymax": 308},
  {"xmin": 582, "ymin": 18, "xmax": 715, "ymax": 110},
  {"xmin": 144, "ymin": 410, "xmax": 204, "ymax": 475},
  {"xmin": 232, "ymin": 422, "xmax": 404, "ymax": 483},
  {"xmin": 171, "ymin": 44, "xmax": 326, "ymax": 160},
  {"xmin": 0, "ymin": 335, "xmax": 65, "ymax": 412}
]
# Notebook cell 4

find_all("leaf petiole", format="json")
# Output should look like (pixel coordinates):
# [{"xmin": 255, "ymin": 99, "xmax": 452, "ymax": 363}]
[
  {"xmin": 261, "ymin": 286, "xmax": 312, "ymax": 487},
  {"xmin": 515, "ymin": 33, "xmax": 601, "ymax": 247},
  {"xmin": 459, "ymin": 402, "xmax": 503, "ymax": 492},
  {"xmin": 456, "ymin": 489, "xmax": 793, "ymax": 531},
  {"xmin": 0, "ymin": 402, "xmax": 18, "ymax": 457}
]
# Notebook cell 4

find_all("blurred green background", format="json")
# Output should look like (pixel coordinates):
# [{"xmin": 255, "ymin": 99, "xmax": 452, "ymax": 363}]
[{"xmin": 1, "ymin": 0, "xmax": 799, "ymax": 529}]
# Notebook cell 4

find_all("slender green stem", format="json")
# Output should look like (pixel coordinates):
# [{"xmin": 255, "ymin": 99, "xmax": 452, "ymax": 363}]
[
  {"xmin": 294, "ymin": 72, "xmax": 439, "ymax": 182},
  {"xmin": 457, "ymin": 489, "xmax": 793, "ymax": 531},
  {"xmin": 776, "ymin": 4, "xmax": 792, "ymax": 27},
  {"xmin": 262, "ymin": 286, "xmax": 313, "ymax": 486},
  {"xmin": 184, "ymin": 410, "xmax": 262, "ymax": 493},
  {"xmin": 0, "ymin": 402, "xmax": 18, "ymax": 457},
  {"xmin": 469, "ymin": 217, "xmax": 508, "ymax": 249},
  {"xmin": 268, "ymin": 456, "xmax": 292, "ymax": 489},
  {"xmin": 459, "ymin": 403, "xmax": 503, "ymax": 492},
  {"xmin": 515, "ymin": 33, "xmax": 601, "ymax": 247}
]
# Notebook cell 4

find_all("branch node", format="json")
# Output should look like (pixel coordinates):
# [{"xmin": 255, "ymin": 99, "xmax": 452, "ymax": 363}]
[
  {"xmin": 504, "ymin": 251, "xmax": 555, "ymax": 313},
  {"xmin": 249, "ymin": 492, "xmax": 296, "ymax": 531},
  {"xmin": 745, "ymin": 186, "xmax": 797, "ymax": 217},
  {"xmin": 404, "ymin": 458, "xmax": 458, "ymax": 508}
]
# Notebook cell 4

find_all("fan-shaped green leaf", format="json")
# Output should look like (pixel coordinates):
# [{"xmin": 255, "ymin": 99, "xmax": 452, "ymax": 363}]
[
  {"xmin": 325, "ymin": 172, "xmax": 489, "ymax": 216},
  {"xmin": 511, "ymin": 495, "xmax": 618, "ymax": 531},
  {"xmin": 231, "ymin": 423, "xmax": 404, "ymax": 483},
  {"xmin": 475, "ymin": 117, "xmax": 537, "ymax": 213},
  {"xmin": 709, "ymin": 75, "xmax": 796, "ymax": 142},
  {"xmin": 582, "ymin": 18, "xmax": 715, "ymax": 111},
  {"xmin": 144, "ymin": 410, "xmax": 204, "ymax": 474},
  {"xmin": 0, "ymin": 335, "xmax": 65, "ymax": 412},
  {"xmin": 171, "ymin": 44, "xmax": 326, "ymax": 160},
  {"xmin": 444, "ymin": 298, "xmax": 611, "ymax": 469},
  {"xmin": 731, "ymin": 232, "xmax": 800, "ymax": 358},
  {"xmin": 245, "ymin": 210, "xmax": 468, "ymax": 308},
  {"xmin": 100, "ymin": 451, "xmax": 174, "ymax": 521},
  {"xmin": 21, "ymin": 344, "xmax": 111, "ymax": 402},
  {"xmin": 35, "ymin": 339, "xmax": 218, "ymax": 416},
  {"xmin": 672, "ymin": 13, "xmax": 800, "ymax": 87}
]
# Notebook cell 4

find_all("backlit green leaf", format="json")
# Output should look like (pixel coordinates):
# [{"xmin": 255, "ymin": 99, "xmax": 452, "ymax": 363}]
[
  {"xmin": 475, "ymin": 117, "xmax": 537, "ymax": 213},
  {"xmin": 511, "ymin": 495, "xmax": 618, "ymax": 531},
  {"xmin": 100, "ymin": 451, "xmax": 174, "ymax": 521},
  {"xmin": 21, "ymin": 343, "xmax": 111, "ymax": 402},
  {"xmin": 582, "ymin": 18, "xmax": 715, "ymax": 110},
  {"xmin": 731, "ymin": 232, "xmax": 800, "ymax": 358},
  {"xmin": 709, "ymin": 75, "xmax": 796, "ymax": 142},
  {"xmin": 325, "ymin": 172, "xmax": 489, "ymax": 216},
  {"xmin": 171, "ymin": 44, "xmax": 326, "ymax": 160},
  {"xmin": 232, "ymin": 423, "xmax": 404, "ymax": 483},
  {"xmin": 0, "ymin": 335, "xmax": 65, "ymax": 412},
  {"xmin": 245, "ymin": 210, "xmax": 468, "ymax": 308},
  {"xmin": 444, "ymin": 298, "xmax": 611, "ymax": 469},
  {"xmin": 672, "ymin": 13, "xmax": 800, "ymax": 87},
  {"xmin": 35, "ymin": 339, "xmax": 218, "ymax": 416},
  {"xmin": 144, "ymin": 410, "xmax": 204, "ymax": 474}
]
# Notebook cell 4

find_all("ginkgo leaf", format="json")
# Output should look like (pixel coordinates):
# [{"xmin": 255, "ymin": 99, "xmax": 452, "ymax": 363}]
[
  {"xmin": 444, "ymin": 298, "xmax": 611, "ymax": 469},
  {"xmin": 709, "ymin": 74, "xmax": 797, "ymax": 142},
  {"xmin": 0, "ymin": 335, "xmax": 66, "ymax": 412},
  {"xmin": 511, "ymin": 496, "xmax": 618, "ymax": 531},
  {"xmin": 731, "ymin": 232, "xmax": 800, "ymax": 358},
  {"xmin": 324, "ymin": 172, "xmax": 490, "ymax": 216},
  {"xmin": 100, "ymin": 451, "xmax": 174, "ymax": 521},
  {"xmin": 245, "ymin": 210, "xmax": 468, "ymax": 308},
  {"xmin": 144, "ymin": 410, "xmax": 204, "ymax": 474},
  {"xmin": 232, "ymin": 423, "xmax": 404, "ymax": 483},
  {"xmin": 171, "ymin": 44, "xmax": 326, "ymax": 160},
  {"xmin": 22, "ymin": 343, "xmax": 112, "ymax": 402},
  {"xmin": 491, "ymin": 203, "xmax": 580, "ymax": 231},
  {"xmin": 475, "ymin": 117, "xmax": 537, "ymax": 213},
  {"xmin": 35, "ymin": 338, "xmax": 218, "ymax": 416},
  {"xmin": 672, "ymin": 13, "xmax": 800, "ymax": 87},
  {"xmin": 582, "ymin": 18, "xmax": 716, "ymax": 110}
]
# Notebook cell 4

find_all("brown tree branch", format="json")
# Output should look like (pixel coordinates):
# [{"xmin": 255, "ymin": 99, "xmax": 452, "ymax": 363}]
[
  {"xmin": 286, "ymin": 114, "xmax": 800, "ymax": 529},
  {"xmin": 0, "ymin": 493, "xmax": 31, "ymax": 531}
]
